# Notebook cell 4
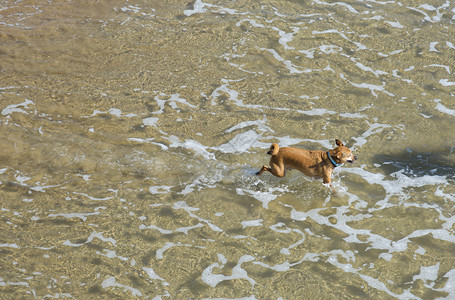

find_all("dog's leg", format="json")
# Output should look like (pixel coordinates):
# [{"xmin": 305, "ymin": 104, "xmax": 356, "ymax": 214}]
[
  {"xmin": 256, "ymin": 165, "xmax": 271, "ymax": 175},
  {"xmin": 322, "ymin": 174, "xmax": 338, "ymax": 193},
  {"xmin": 322, "ymin": 170, "xmax": 332, "ymax": 184},
  {"xmin": 256, "ymin": 164, "xmax": 286, "ymax": 177},
  {"xmin": 268, "ymin": 163, "xmax": 285, "ymax": 178}
]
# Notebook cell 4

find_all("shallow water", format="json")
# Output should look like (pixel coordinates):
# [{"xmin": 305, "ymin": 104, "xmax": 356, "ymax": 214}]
[{"xmin": 1, "ymin": 0, "xmax": 455, "ymax": 298}]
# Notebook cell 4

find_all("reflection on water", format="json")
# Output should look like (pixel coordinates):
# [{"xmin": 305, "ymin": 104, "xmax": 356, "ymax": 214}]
[{"xmin": 1, "ymin": 0, "xmax": 455, "ymax": 298}]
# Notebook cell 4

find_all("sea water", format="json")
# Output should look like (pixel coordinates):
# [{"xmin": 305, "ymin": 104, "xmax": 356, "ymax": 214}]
[{"xmin": 1, "ymin": 0, "xmax": 455, "ymax": 298}]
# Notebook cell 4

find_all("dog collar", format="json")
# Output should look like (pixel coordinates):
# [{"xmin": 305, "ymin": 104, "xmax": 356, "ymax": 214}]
[{"xmin": 327, "ymin": 151, "xmax": 342, "ymax": 167}]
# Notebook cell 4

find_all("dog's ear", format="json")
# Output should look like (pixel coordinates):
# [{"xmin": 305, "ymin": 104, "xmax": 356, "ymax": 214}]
[{"xmin": 335, "ymin": 139, "xmax": 343, "ymax": 147}]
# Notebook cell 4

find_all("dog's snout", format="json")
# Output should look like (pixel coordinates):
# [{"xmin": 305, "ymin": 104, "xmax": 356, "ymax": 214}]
[{"xmin": 347, "ymin": 154, "xmax": 357, "ymax": 163}]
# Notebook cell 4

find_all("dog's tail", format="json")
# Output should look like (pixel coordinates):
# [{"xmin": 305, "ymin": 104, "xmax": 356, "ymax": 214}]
[{"xmin": 267, "ymin": 143, "xmax": 279, "ymax": 155}]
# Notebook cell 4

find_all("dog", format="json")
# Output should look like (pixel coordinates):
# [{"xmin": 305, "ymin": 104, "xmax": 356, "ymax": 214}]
[{"xmin": 256, "ymin": 139, "xmax": 357, "ymax": 184}]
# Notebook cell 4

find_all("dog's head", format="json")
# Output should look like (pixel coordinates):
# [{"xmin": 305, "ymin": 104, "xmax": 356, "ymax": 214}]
[
  {"xmin": 332, "ymin": 139, "xmax": 357, "ymax": 164},
  {"xmin": 267, "ymin": 143, "xmax": 280, "ymax": 156}
]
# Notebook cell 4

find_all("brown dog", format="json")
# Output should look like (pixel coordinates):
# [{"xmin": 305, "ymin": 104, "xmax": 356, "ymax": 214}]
[{"xmin": 256, "ymin": 139, "xmax": 357, "ymax": 184}]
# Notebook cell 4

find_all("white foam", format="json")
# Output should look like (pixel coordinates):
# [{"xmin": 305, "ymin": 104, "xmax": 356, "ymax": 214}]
[
  {"xmin": 167, "ymin": 125, "xmax": 305, "ymax": 156},
  {"xmin": 352, "ymin": 122, "xmax": 392, "ymax": 148},
  {"xmin": 274, "ymin": 136, "xmax": 307, "ymax": 147},
  {"xmin": 201, "ymin": 254, "xmax": 256, "ymax": 287},
  {"xmin": 435, "ymin": 99, "xmax": 455, "ymax": 115},
  {"xmin": 413, "ymin": 263, "xmax": 439, "ymax": 282},
  {"xmin": 339, "ymin": 112, "xmax": 367, "ymax": 119},
  {"xmin": 270, "ymin": 223, "xmax": 305, "ymax": 255},
  {"xmin": 209, "ymin": 80, "xmax": 338, "ymax": 118},
  {"xmin": 143, "ymin": 267, "xmax": 169, "ymax": 285},
  {"xmin": 241, "ymin": 219, "xmax": 263, "ymax": 229},
  {"xmin": 352, "ymin": 58, "xmax": 388, "ymax": 77},
  {"xmin": 0, "ymin": 278, "xmax": 30, "ymax": 288},
  {"xmin": 102, "ymin": 277, "xmax": 142, "ymax": 297},
  {"xmin": 236, "ymin": 18, "xmax": 265, "ymax": 29},
  {"xmin": 28, "ymin": 182, "xmax": 61, "ymax": 192},
  {"xmin": 436, "ymin": 268, "xmax": 455, "ymax": 297},
  {"xmin": 0, "ymin": 243, "xmax": 20, "ymax": 248},
  {"xmin": 166, "ymin": 135, "xmax": 215, "ymax": 160},
  {"xmin": 407, "ymin": 2, "xmax": 449, "ymax": 23},
  {"xmin": 120, "ymin": 5, "xmax": 141, "ymax": 13},
  {"xmin": 77, "ymin": 174, "xmax": 91, "ymax": 181},
  {"xmin": 420, "ymin": 4, "xmax": 437, "ymax": 10},
  {"xmin": 184, "ymin": 0, "xmax": 215, "ymax": 16},
  {"xmin": 312, "ymin": 0, "xmax": 361, "ymax": 14},
  {"xmin": 209, "ymin": 79, "xmax": 244, "ymax": 106},
  {"xmin": 289, "ymin": 180, "xmax": 452, "ymax": 269},
  {"xmin": 1, "ymin": 99, "xmax": 35, "ymax": 116},
  {"xmin": 359, "ymin": 273, "xmax": 416, "ymax": 299},
  {"xmin": 225, "ymin": 118, "xmax": 272, "ymax": 133},
  {"xmin": 140, "ymin": 223, "xmax": 203, "ymax": 235},
  {"xmin": 236, "ymin": 187, "xmax": 285, "ymax": 209},
  {"xmin": 173, "ymin": 201, "xmax": 223, "ymax": 232},
  {"xmin": 415, "ymin": 246, "xmax": 426, "ymax": 255},
  {"xmin": 343, "ymin": 167, "xmax": 448, "ymax": 205},
  {"xmin": 253, "ymin": 260, "xmax": 293, "ymax": 272},
  {"xmin": 15, "ymin": 174, "xmax": 31, "ymax": 184},
  {"xmin": 214, "ymin": 130, "xmax": 268, "ymax": 154},
  {"xmin": 152, "ymin": 93, "xmax": 197, "ymax": 114},
  {"xmin": 63, "ymin": 231, "xmax": 117, "ymax": 247},
  {"xmin": 425, "ymin": 64, "xmax": 450, "ymax": 74},
  {"xmin": 73, "ymin": 192, "xmax": 115, "ymax": 201},
  {"xmin": 156, "ymin": 242, "xmax": 193, "ymax": 259},
  {"xmin": 299, "ymin": 48, "xmax": 315, "ymax": 59},
  {"xmin": 149, "ymin": 185, "xmax": 172, "ymax": 194},
  {"xmin": 312, "ymin": 29, "xmax": 367, "ymax": 50},
  {"xmin": 272, "ymin": 26, "xmax": 300, "ymax": 50},
  {"xmin": 429, "ymin": 42, "xmax": 440, "ymax": 52},
  {"xmin": 339, "ymin": 73, "xmax": 393, "ymax": 97},
  {"xmin": 86, "ymin": 108, "xmax": 138, "ymax": 118},
  {"xmin": 435, "ymin": 186, "xmax": 455, "ymax": 203},
  {"xmin": 319, "ymin": 44, "xmax": 343, "ymax": 55},
  {"xmin": 143, "ymin": 117, "xmax": 159, "ymax": 127},
  {"xmin": 439, "ymin": 79, "xmax": 455, "ymax": 87},
  {"xmin": 221, "ymin": 52, "xmax": 264, "ymax": 75},
  {"xmin": 385, "ymin": 20, "xmax": 404, "ymax": 28},
  {"xmin": 48, "ymin": 212, "xmax": 100, "ymax": 222},
  {"xmin": 297, "ymin": 108, "xmax": 336, "ymax": 116},
  {"xmin": 183, "ymin": 0, "xmax": 245, "ymax": 16},
  {"xmin": 96, "ymin": 249, "xmax": 128, "ymax": 261},
  {"xmin": 260, "ymin": 48, "xmax": 312, "ymax": 74},
  {"xmin": 178, "ymin": 168, "xmax": 225, "ymax": 195},
  {"xmin": 300, "ymin": 249, "xmax": 419, "ymax": 298},
  {"xmin": 0, "ymin": 86, "xmax": 21, "ymax": 91},
  {"xmin": 127, "ymin": 138, "xmax": 168, "ymax": 150}
]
